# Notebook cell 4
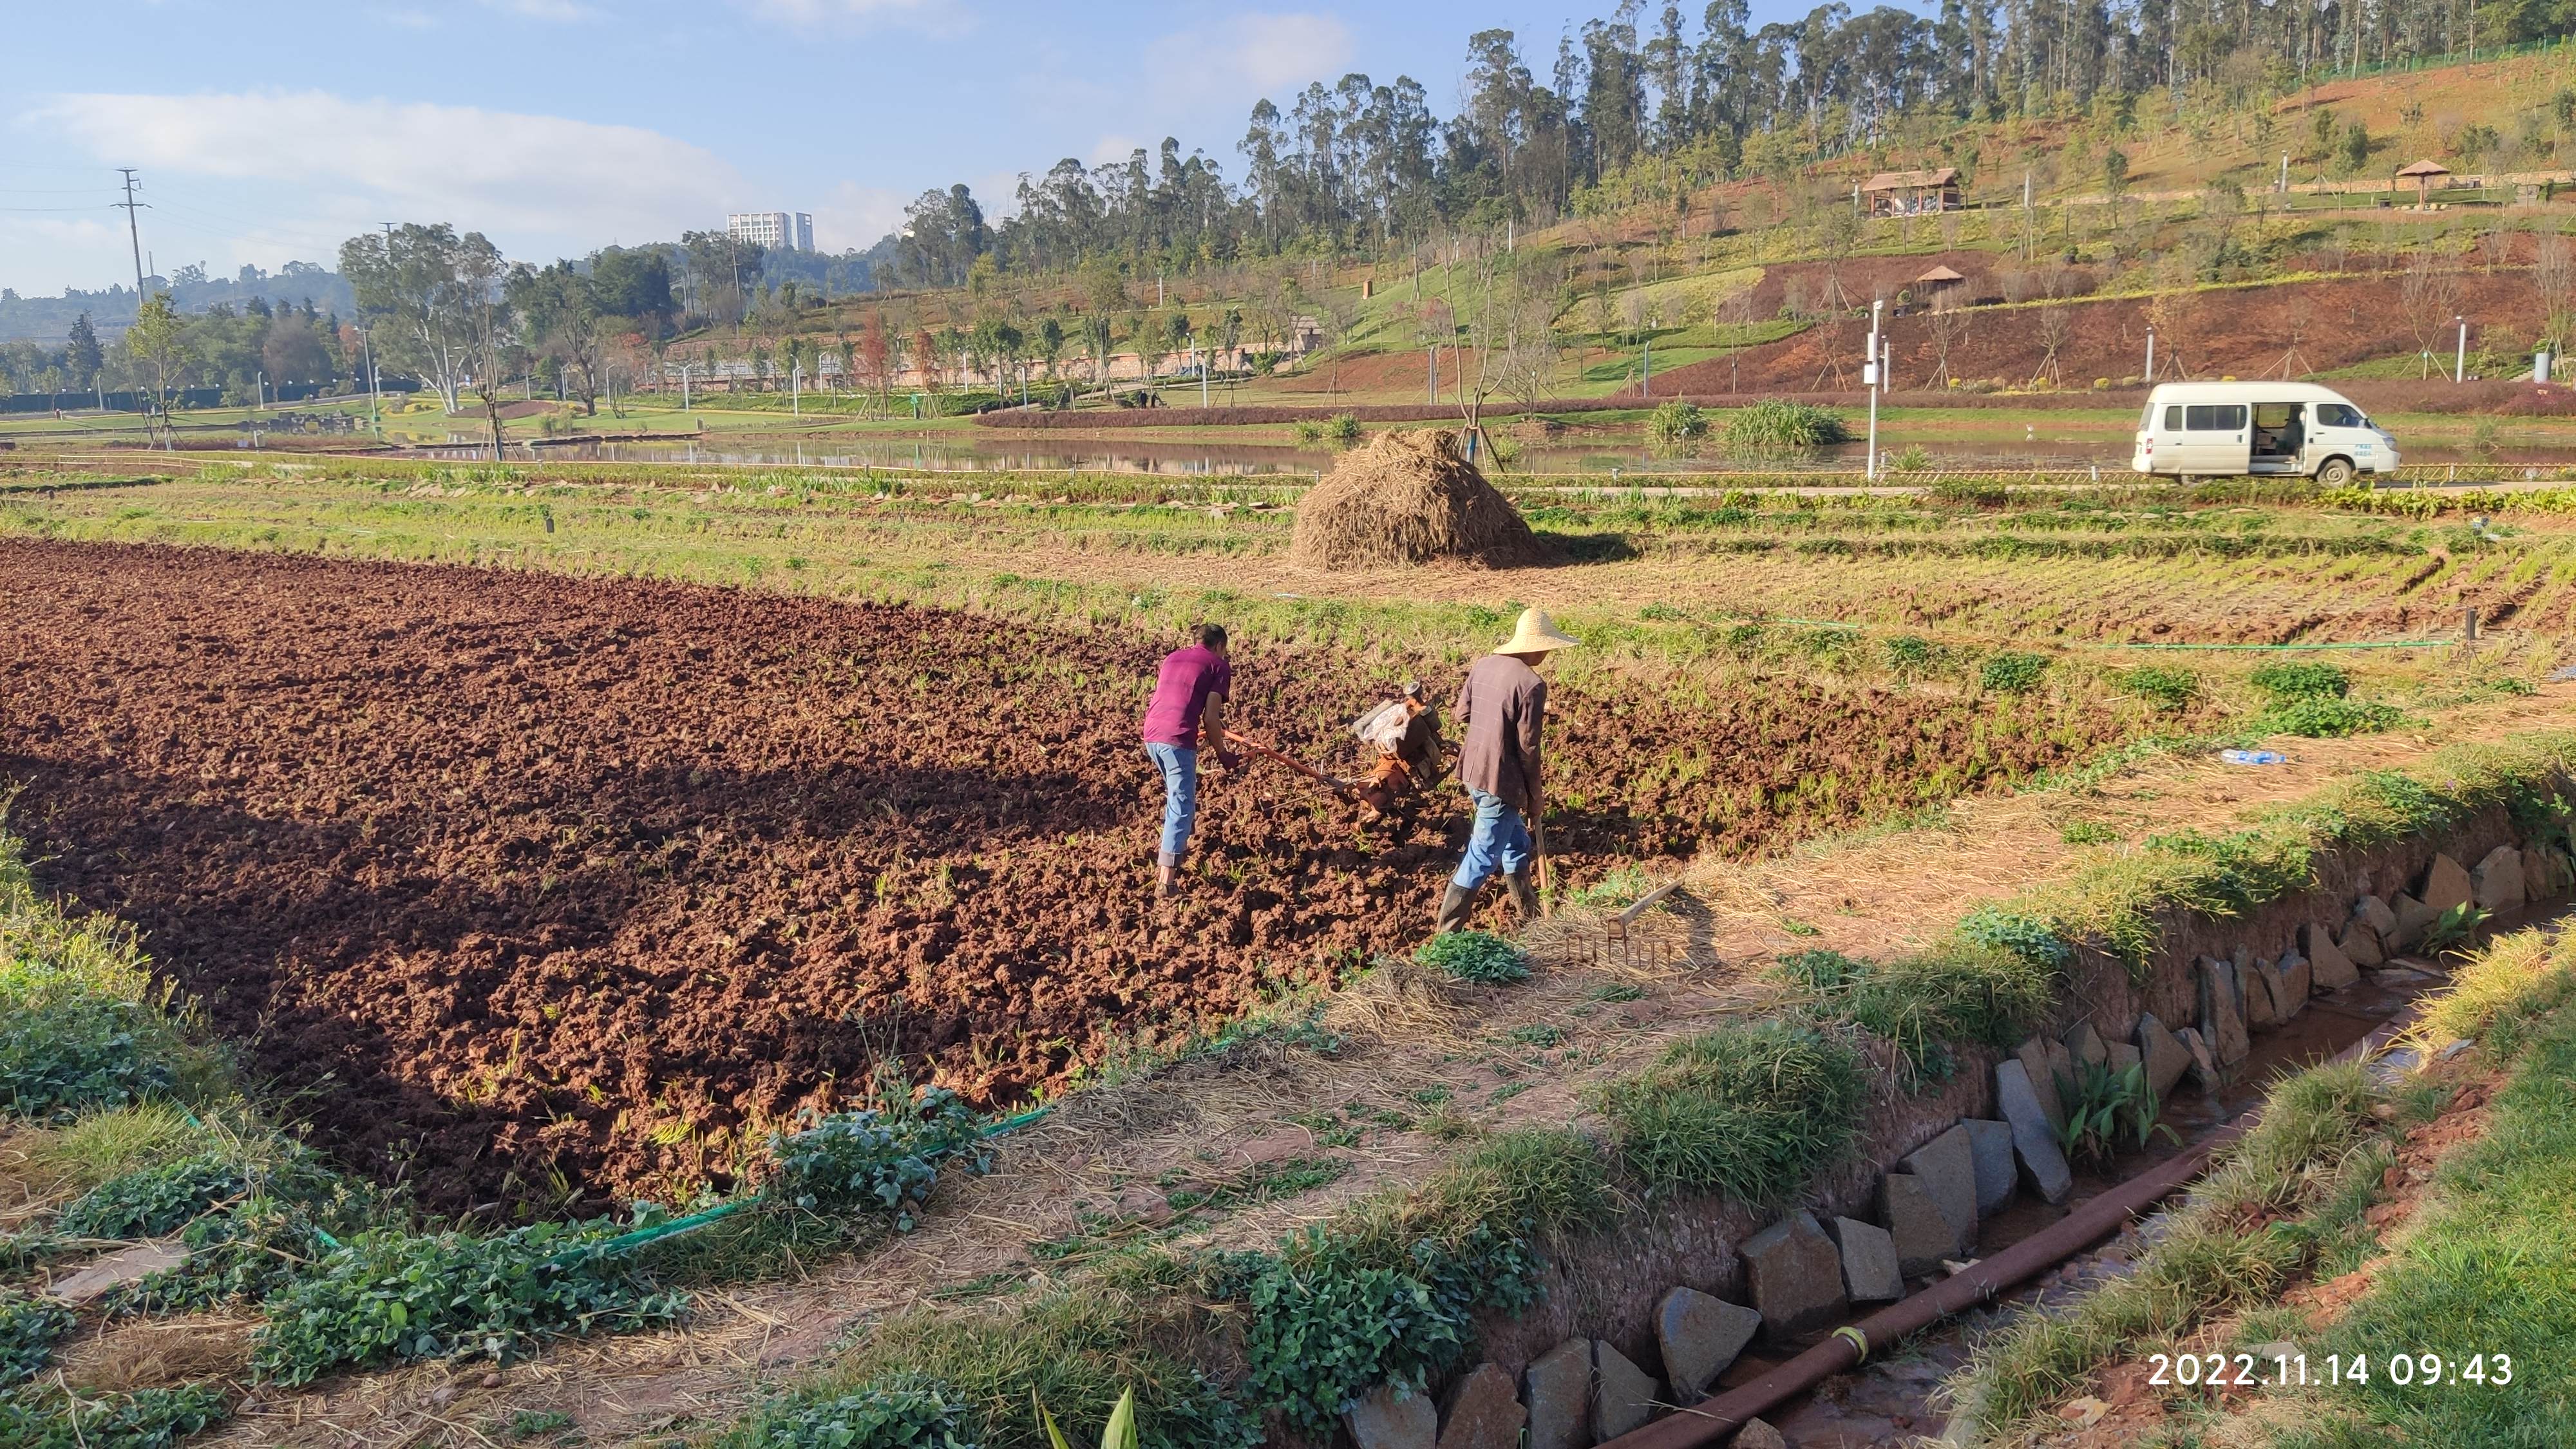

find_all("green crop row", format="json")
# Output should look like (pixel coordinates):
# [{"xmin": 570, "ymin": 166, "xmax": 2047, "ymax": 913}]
[{"xmin": 2320, "ymin": 484, "xmax": 2576, "ymax": 518}]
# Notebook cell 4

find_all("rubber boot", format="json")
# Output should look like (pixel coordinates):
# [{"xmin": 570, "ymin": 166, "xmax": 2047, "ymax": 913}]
[
  {"xmin": 1504, "ymin": 866, "xmax": 1542, "ymax": 922},
  {"xmin": 1434, "ymin": 883, "xmax": 1478, "ymax": 934}
]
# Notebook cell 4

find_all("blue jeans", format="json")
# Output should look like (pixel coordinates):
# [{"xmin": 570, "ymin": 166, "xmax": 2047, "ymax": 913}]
[
  {"xmin": 1452, "ymin": 788, "xmax": 1533, "ymax": 889},
  {"xmin": 1144, "ymin": 743, "xmax": 1198, "ymax": 866}
]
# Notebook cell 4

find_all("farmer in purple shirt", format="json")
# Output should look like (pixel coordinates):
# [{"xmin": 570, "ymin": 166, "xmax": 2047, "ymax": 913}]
[{"xmin": 1140, "ymin": 623, "xmax": 1243, "ymax": 897}]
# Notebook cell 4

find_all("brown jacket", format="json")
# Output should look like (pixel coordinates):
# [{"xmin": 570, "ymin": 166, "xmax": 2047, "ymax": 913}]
[{"xmin": 1453, "ymin": 652, "xmax": 1546, "ymax": 814}]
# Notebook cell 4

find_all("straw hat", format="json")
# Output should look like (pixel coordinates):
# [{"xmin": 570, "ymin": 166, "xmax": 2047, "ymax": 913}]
[{"xmin": 1495, "ymin": 607, "xmax": 1580, "ymax": 656}]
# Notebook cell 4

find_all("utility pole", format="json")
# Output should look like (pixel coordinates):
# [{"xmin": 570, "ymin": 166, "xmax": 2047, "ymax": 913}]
[
  {"xmin": 115, "ymin": 168, "xmax": 153, "ymax": 440},
  {"xmin": 113, "ymin": 169, "xmax": 149, "ymax": 299},
  {"xmin": 2145, "ymin": 323, "xmax": 2156, "ymax": 383},
  {"xmin": 2456, "ymin": 314, "xmax": 2468, "ymax": 381}
]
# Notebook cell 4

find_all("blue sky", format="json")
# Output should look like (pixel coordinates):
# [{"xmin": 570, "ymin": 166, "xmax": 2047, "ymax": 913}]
[{"xmin": 0, "ymin": 0, "xmax": 1657, "ymax": 296}]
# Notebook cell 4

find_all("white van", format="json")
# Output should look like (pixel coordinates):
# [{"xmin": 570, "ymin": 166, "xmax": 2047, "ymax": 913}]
[{"xmin": 2130, "ymin": 381, "xmax": 2398, "ymax": 485}]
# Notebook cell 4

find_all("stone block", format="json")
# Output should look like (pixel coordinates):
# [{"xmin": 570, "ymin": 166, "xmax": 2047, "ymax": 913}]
[
  {"xmin": 2136, "ymin": 1012, "xmax": 2190, "ymax": 1098},
  {"xmin": 2107, "ymin": 1039, "xmax": 2142, "ymax": 1086},
  {"xmin": 1524, "ymin": 1339, "xmax": 1594, "ymax": 1449},
  {"xmin": 2242, "ymin": 958, "xmax": 2278, "ymax": 1031},
  {"xmin": 1899, "ymin": 1123, "xmax": 1980, "ymax": 1253},
  {"xmin": 2473, "ymin": 846, "xmax": 2526, "ymax": 914},
  {"xmin": 1348, "ymin": 1383, "xmax": 1437, "ymax": 1449},
  {"xmin": 1824, "ymin": 1217, "xmax": 1905, "ymax": 1303},
  {"xmin": 1994, "ymin": 1059, "xmax": 2074, "ymax": 1204},
  {"xmin": 2305, "ymin": 923, "xmax": 2360, "ymax": 990},
  {"xmin": 2421, "ymin": 853, "xmax": 2474, "ymax": 915},
  {"xmin": 2356, "ymin": 893, "xmax": 2400, "ymax": 936},
  {"xmin": 44, "ymin": 1242, "xmax": 187, "ymax": 1305},
  {"xmin": 2526, "ymin": 845, "xmax": 2566, "ymax": 897},
  {"xmin": 2201, "ymin": 957, "xmax": 2249, "ymax": 1065},
  {"xmin": 2011, "ymin": 1036, "xmax": 2068, "ymax": 1132},
  {"xmin": 1591, "ymin": 1340, "xmax": 1660, "ymax": 1442},
  {"xmin": 2340, "ymin": 920, "xmax": 2385, "ymax": 967},
  {"xmin": 1880, "ymin": 1170, "xmax": 1955, "ymax": 1279},
  {"xmin": 1437, "ymin": 1364, "xmax": 1525, "ymax": 1449},
  {"xmin": 1655, "ymin": 1287, "xmax": 1761, "ymax": 1399},
  {"xmin": 2064, "ymin": 1021, "xmax": 2108, "ymax": 1070},
  {"xmin": 1734, "ymin": 1421, "xmax": 1788, "ymax": 1449},
  {"xmin": 2174, "ymin": 1025, "xmax": 2221, "ymax": 1092},
  {"xmin": 1742, "ymin": 1210, "xmax": 1850, "ymax": 1341},
  {"xmin": 1962, "ymin": 1119, "xmax": 2016, "ymax": 1215},
  {"xmin": 2392, "ymin": 893, "xmax": 2439, "ymax": 951},
  {"xmin": 2276, "ymin": 953, "xmax": 2312, "ymax": 1018}
]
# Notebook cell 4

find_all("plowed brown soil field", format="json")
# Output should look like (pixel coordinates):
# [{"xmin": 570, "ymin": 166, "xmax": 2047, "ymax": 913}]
[{"xmin": 0, "ymin": 541, "xmax": 2128, "ymax": 1211}]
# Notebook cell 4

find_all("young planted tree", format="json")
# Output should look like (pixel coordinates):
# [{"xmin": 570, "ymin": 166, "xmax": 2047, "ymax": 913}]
[
  {"xmin": 1926, "ymin": 300, "xmax": 1969, "ymax": 388},
  {"xmin": 2401, "ymin": 249, "xmax": 2462, "ymax": 377},
  {"xmin": 2537, "ymin": 234, "xmax": 2575, "ymax": 358},
  {"xmin": 124, "ymin": 291, "xmax": 187, "ymax": 449}
]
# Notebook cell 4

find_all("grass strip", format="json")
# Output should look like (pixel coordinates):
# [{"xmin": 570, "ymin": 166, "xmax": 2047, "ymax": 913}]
[
  {"xmin": 1953, "ymin": 927, "xmax": 2576, "ymax": 1443},
  {"xmin": 2277, "ymin": 972, "xmax": 2576, "ymax": 1448},
  {"xmin": 2000, "ymin": 732, "xmax": 2576, "ymax": 978}
]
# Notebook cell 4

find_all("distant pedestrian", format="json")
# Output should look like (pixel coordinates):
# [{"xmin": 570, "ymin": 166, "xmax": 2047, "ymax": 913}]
[
  {"xmin": 1438, "ymin": 607, "xmax": 1578, "ymax": 932},
  {"xmin": 1139, "ymin": 623, "xmax": 1242, "ymax": 897}
]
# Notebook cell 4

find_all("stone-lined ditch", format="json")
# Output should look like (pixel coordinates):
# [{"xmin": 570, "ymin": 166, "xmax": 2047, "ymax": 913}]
[{"xmin": 1334, "ymin": 828, "xmax": 2570, "ymax": 1449}]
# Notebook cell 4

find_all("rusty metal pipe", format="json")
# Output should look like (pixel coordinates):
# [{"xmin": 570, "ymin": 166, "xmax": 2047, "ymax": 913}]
[{"xmin": 1595, "ymin": 1007, "xmax": 2424, "ymax": 1449}]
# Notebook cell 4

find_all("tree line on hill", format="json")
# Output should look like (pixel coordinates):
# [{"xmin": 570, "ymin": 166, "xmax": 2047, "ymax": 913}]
[{"xmin": 898, "ymin": 0, "xmax": 2555, "ymax": 286}]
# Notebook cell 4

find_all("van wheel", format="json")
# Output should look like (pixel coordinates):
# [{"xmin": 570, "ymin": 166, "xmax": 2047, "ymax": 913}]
[{"xmin": 2316, "ymin": 457, "xmax": 2356, "ymax": 487}]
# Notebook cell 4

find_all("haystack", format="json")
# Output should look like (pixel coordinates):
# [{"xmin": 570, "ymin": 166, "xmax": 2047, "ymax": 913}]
[{"xmin": 1289, "ymin": 429, "xmax": 1542, "ymax": 571}]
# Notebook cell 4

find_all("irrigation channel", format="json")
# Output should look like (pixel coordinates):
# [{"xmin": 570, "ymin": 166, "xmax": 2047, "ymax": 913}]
[{"xmin": 1687, "ymin": 891, "xmax": 2571, "ymax": 1448}]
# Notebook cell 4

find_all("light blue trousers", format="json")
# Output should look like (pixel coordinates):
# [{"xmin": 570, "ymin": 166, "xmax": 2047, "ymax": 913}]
[
  {"xmin": 1452, "ymin": 787, "xmax": 1533, "ymax": 889},
  {"xmin": 1144, "ymin": 743, "xmax": 1198, "ymax": 866}
]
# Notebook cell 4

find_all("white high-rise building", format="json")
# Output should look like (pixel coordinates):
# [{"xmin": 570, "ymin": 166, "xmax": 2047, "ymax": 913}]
[{"xmin": 726, "ymin": 211, "xmax": 814, "ymax": 253}]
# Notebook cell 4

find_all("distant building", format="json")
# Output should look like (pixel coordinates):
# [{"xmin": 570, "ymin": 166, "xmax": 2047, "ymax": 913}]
[
  {"xmin": 727, "ymin": 211, "xmax": 815, "ymax": 253},
  {"xmin": 1860, "ymin": 167, "xmax": 1962, "ymax": 217}
]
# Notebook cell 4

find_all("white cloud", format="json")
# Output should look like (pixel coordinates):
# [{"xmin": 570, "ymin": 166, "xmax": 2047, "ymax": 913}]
[
  {"xmin": 1089, "ymin": 135, "xmax": 1146, "ymax": 165},
  {"xmin": 480, "ymin": 0, "xmax": 598, "ymax": 19},
  {"xmin": 1144, "ymin": 12, "xmax": 1354, "ymax": 99},
  {"xmin": 730, "ymin": 0, "xmax": 958, "ymax": 32},
  {"xmin": 30, "ymin": 91, "xmax": 743, "ymax": 253},
  {"xmin": 811, "ymin": 181, "xmax": 907, "ymax": 252}
]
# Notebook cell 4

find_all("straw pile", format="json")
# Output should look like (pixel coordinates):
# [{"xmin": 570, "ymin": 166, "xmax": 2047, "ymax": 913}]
[{"xmin": 1289, "ymin": 429, "xmax": 1542, "ymax": 571}]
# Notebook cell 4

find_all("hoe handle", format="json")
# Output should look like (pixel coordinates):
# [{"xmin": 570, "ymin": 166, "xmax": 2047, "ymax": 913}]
[{"xmin": 1222, "ymin": 730, "xmax": 1353, "ymax": 798}]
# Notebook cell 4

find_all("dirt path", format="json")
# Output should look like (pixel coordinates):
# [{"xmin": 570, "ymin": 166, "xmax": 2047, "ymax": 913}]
[{"xmin": 189, "ymin": 680, "xmax": 2570, "ymax": 1446}]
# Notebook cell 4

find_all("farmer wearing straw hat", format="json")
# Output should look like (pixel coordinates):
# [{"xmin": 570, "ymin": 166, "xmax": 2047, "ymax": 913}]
[{"xmin": 1436, "ymin": 607, "xmax": 1578, "ymax": 933}]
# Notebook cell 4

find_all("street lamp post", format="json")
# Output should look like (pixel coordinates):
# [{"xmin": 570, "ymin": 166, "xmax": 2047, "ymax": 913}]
[{"xmin": 1866, "ymin": 296, "xmax": 1885, "ymax": 480}]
